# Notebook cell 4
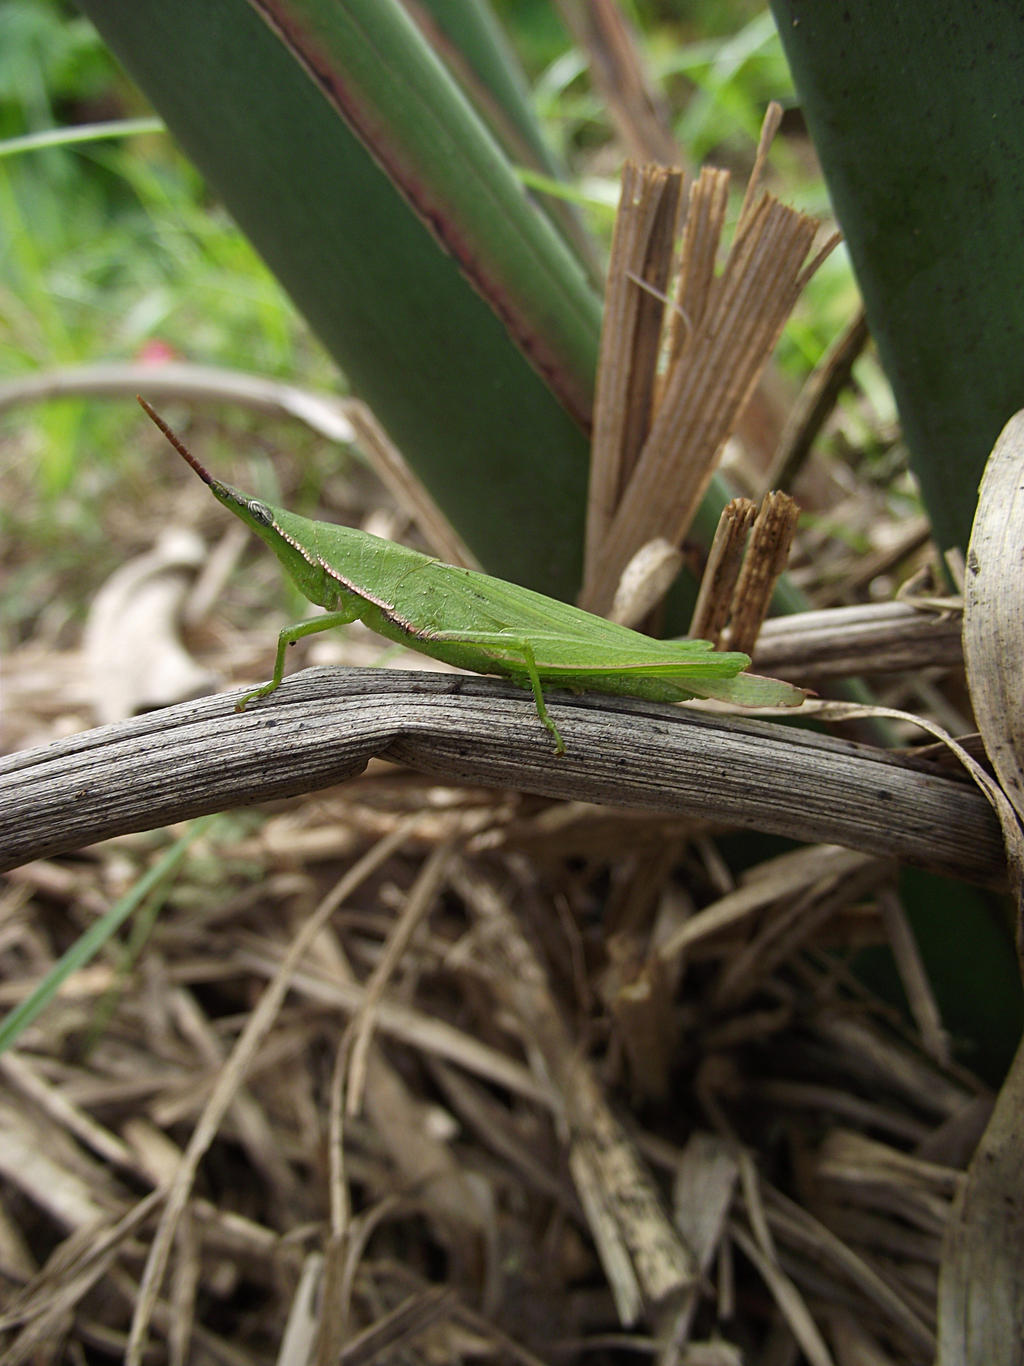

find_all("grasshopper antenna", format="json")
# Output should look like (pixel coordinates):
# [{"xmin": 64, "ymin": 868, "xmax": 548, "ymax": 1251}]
[{"xmin": 137, "ymin": 395, "xmax": 215, "ymax": 486}]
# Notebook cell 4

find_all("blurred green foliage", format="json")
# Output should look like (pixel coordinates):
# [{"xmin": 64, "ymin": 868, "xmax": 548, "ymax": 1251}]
[
  {"xmin": 0, "ymin": 2, "xmax": 327, "ymax": 505},
  {"xmin": 0, "ymin": 0, "xmax": 113, "ymax": 132}
]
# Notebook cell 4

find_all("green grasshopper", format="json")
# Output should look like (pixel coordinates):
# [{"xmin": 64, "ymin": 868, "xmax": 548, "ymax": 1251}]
[{"xmin": 140, "ymin": 398, "xmax": 804, "ymax": 753}]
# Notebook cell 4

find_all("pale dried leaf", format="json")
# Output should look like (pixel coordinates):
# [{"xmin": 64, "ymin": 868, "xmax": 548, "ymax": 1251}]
[
  {"xmin": 937, "ymin": 1036, "xmax": 1024, "ymax": 1366},
  {"xmin": 609, "ymin": 538, "xmax": 683, "ymax": 627},
  {"xmin": 83, "ymin": 527, "xmax": 215, "ymax": 723},
  {"xmin": 963, "ymin": 408, "xmax": 1024, "ymax": 841}
]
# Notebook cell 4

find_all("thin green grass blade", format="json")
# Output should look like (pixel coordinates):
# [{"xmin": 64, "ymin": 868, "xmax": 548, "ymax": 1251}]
[
  {"xmin": 0, "ymin": 816, "xmax": 218, "ymax": 1055},
  {"xmin": 0, "ymin": 117, "xmax": 165, "ymax": 159}
]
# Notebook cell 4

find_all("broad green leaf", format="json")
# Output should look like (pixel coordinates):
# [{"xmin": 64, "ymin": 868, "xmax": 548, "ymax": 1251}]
[{"xmin": 770, "ymin": 1, "xmax": 1024, "ymax": 559}]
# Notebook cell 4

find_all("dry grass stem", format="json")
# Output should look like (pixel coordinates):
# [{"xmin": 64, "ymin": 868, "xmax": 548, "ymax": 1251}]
[
  {"xmin": 688, "ymin": 490, "xmax": 800, "ymax": 655},
  {"xmin": 586, "ymin": 162, "xmax": 684, "ymax": 558},
  {"xmin": 344, "ymin": 838, "xmax": 456, "ymax": 1116},
  {"xmin": 877, "ymin": 887, "xmax": 950, "ymax": 1066},
  {"xmin": 729, "ymin": 1221, "xmax": 835, "ymax": 1366},
  {"xmin": 763, "ymin": 1186, "xmax": 936, "ymax": 1357},
  {"xmin": 582, "ymin": 123, "xmax": 832, "ymax": 613},
  {"xmin": 236, "ymin": 941, "xmax": 551, "ymax": 1103},
  {"xmin": 752, "ymin": 599, "xmax": 964, "ymax": 680},
  {"xmin": 727, "ymin": 491, "xmax": 800, "ymax": 654},
  {"xmin": 735, "ymin": 100, "xmax": 783, "ymax": 235},
  {"xmin": 451, "ymin": 861, "xmax": 696, "ymax": 1324},
  {"xmin": 656, "ymin": 845, "xmax": 880, "ymax": 967},
  {"xmin": 553, "ymin": 0, "xmax": 680, "ymax": 166},
  {"xmin": 343, "ymin": 401, "xmax": 479, "ymax": 570},
  {"xmin": 667, "ymin": 167, "xmax": 730, "ymax": 368},
  {"xmin": 125, "ymin": 818, "xmax": 424, "ymax": 1365},
  {"xmin": 767, "ymin": 308, "xmax": 871, "ymax": 490},
  {"xmin": 604, "ymin": 937, "xmax": 676, "ymax": 1102},
  {"xmin": 709, "ymin": 854, "xmax": 890, "ymax": 1011},
  {"xmin": 689, "ymin": 498, "xmax": 756, "ymax": 644}
]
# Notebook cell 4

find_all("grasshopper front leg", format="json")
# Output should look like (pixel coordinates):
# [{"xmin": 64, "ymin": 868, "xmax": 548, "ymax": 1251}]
[{"xmin": 237, "ymin": 610, "xmax": 361, "ymax": 710}]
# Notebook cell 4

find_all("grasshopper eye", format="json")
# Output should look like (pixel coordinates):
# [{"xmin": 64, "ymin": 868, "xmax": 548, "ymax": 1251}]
[{"xmin": 248, "ymin": 499, "xmax": 273, "ymax": 526}]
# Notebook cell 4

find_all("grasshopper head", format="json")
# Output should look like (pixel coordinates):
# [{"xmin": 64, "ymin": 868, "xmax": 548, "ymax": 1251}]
[{"xmin": 138, "ymin": 396, "xmax": 333, "ymax": 604}]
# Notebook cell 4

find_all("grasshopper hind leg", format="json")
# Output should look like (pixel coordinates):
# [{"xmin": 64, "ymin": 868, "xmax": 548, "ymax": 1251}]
[
  {"xmin": 426, "ymin": 628, "xmax": 567, "ymax": 754},
  {"xmin": 517, "ymin": 644, "xmax": 566, "ymax": 755}
]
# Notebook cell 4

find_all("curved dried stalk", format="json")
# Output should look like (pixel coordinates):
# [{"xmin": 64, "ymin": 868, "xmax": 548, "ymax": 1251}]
[{"xmin": 0, "ymin": 667, "xmax": 1005, "ymax": 886}]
